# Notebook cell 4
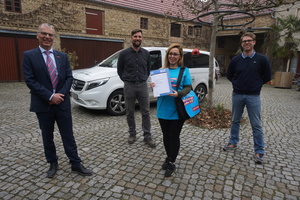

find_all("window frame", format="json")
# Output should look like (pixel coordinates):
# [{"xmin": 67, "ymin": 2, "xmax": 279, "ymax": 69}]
[
  {"xmin": 188, "ymin": 26, "xmax": 194, "ymax": 36},
  {"xmin": 140, "ymin": 17, "xmax": 148, "ymax": 30},
  {"xmin": 170, "ymin": 23, "xmax": 181, "ymax": 38},
  {"xmin": 5, "ymin": 0, "xmax": 21, "ymax": 12},
  {"xmin": 297, "ymin": 8, "xmax": 300, "ymax": 18}
]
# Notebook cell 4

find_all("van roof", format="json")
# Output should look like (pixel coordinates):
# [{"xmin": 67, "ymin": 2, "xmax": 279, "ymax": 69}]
[{"xmin": 143, "ymin": 47, "xmax": 210, "ymax": 55}]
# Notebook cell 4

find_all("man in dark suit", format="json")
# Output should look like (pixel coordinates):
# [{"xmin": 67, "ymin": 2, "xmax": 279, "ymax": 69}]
[{"xmin": 23, "ymin": 23, "xmax": 92, "ymax": 178}]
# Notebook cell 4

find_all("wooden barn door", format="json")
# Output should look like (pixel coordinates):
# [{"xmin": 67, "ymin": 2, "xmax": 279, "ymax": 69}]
[
  {"xmin": 61, "ymin": 38, "xmax": 123, "ymax": 70},
  {"xmin": 0, "ymin": 34, "xmax": 37, "ymax": 82}
]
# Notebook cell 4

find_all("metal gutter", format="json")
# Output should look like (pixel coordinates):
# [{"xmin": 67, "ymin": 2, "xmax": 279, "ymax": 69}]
[
  {"xmin": 218, "ymin": 27, "xmax": 272, "ymax": 31},
  {"xmin": 60, "ymin": 34, "xmax": 124, "ymax": 43},
  {"xmin": 0, "ymin": 29, "xmax": 36, "ymax": 36},
  {"xmin": 0, "ymin": 29, "xmax": 123, "ymax": 43}
]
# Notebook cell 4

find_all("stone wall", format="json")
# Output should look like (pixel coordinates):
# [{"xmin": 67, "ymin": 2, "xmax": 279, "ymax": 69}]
[
  {"xmin": 0, "ymin": 0, "xmax": 210, "ymax": 50},
  {"xmin": 0, "ymin": 0, "xmax": 84, "ymax": 33},
  {"xmin": 223, "ymin": 14, "xmax": 275, "ymax": 30}
]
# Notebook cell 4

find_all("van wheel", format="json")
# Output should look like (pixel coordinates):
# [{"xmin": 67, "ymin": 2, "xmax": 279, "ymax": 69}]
[
  {"xmin": 106, "ymin": 90, "xmax": 126, "ymax": 116},
  {"xmin": 194, "ymin": 84, "xmax": 207, "ymax": 102}
]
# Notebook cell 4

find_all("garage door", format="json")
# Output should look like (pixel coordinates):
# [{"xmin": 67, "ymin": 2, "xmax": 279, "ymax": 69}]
[
  {"xmin": 61, "ymin": 37, "xmax": 123, "ymax": 70},
  {"xmin": 0, "ymin": 34, "xmax": 37, "ymax": 82}
]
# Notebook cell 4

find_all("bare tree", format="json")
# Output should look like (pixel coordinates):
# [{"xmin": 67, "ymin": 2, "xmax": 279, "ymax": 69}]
[{"xmin": 166, "ymin": 0, "xmax": 298, "ymax": 109}]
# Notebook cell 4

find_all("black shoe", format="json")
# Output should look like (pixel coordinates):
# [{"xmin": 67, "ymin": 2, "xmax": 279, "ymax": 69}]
[
  {"xmin": 162, "ymin": 158, "xmax": 170, "ymax": 170},
  {"xmin": 47, "ymin": 162, "xmax": 58, "ymax": 178},
  {"xmin": 128, "ymin": 135, "xmax": 137, "ymax": 144},
  {"xmin": 165, "ymin": 163, "xmax": 176, "ymax": 177},
  {"xmin": 254, "ymin": 153, "xmax": 264, "ymax": 164},
  {"xmin": 144, "ymin": 137, "xmax": 156, "ymax": 148},
  {"xmin": 72, "ymin": 164, "xmax": 93, "ymax": 176}
]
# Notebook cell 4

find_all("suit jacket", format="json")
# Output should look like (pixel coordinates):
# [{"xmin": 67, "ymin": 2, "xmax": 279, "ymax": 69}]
[{"xmin": 23, "ymin": 48, "xmax": 73, "ymax": 113}]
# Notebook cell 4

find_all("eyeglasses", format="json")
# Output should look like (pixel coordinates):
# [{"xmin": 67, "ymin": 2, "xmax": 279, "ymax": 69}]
[
  {"xmin": 241, "ymin": 39, "xmax": 254, "ymax": 43},
  {"xmin": 168, "ymin": 53, "xmax": 180, "ymax": 56},
  {"xmin": 38, "ymin": 32, "xmax": 55, "ymax": 37}
]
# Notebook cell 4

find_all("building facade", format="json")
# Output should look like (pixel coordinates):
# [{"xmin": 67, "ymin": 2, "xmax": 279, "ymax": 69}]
[
  {"xmin": 1, "ymin": 0, "xmax": 299, "ymax": 82},
  {"xmin": 274, "ymin": 1, "xmax": 300, "ymax": 78},
  {"xmin": 0, "ymin": 0, "xmax": 210, "ymax": 82}
]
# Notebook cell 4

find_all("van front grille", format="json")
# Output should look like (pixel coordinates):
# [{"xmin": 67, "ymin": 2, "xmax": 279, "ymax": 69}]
[{"xmin": 72, "ymin": 79, "xmax": 85, "ymax": 91}]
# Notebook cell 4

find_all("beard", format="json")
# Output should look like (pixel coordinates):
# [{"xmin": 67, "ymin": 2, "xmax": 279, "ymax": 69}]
[{"xmin": 132, "ymin": 40, "xmax": 141, "ymax": 48}]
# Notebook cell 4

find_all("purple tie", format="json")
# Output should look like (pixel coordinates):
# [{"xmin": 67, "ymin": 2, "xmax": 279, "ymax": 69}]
[{"xmin": 44, "ymin": 51, "xmax": 58, "ymax": 89}]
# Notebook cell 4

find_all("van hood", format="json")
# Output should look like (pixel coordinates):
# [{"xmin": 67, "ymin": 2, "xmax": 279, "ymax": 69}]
[{"xmin": 72, "ymin": 66, "xmax": 118, "ymax": 81}]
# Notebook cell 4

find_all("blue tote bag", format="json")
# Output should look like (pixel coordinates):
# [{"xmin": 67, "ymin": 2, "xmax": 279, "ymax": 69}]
[{"xmin": 175, "ymin": 67, "xmax": 201, "ymax": 120}]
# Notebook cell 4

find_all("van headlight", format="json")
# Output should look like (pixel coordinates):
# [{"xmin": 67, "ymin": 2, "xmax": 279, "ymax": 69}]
[{"xmin": 86, "ymin": 78, "xmax": 109, "ymax": 90}]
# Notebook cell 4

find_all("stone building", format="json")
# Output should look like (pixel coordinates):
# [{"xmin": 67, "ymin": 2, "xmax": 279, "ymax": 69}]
[
  {"xmin": 0, "ymin": 0, "xmax": 210, "ymax": 82},
  {"xmin": 214, "ymin": 2, "xmax": 300, "ymax": 77},
  {"xmin": 274, "ymin": 1, "xmax": 300, "ymax": 78},
  {"xmin": 1, "ymin": 0, "xmax": 299, "ymax": 82},
  {"xmin": 215, "ymin": 14, "xmax": 277, "ymax": 75}
]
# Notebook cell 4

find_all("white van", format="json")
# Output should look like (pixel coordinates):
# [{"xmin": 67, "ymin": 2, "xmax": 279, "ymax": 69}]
[{"xmin": 70, "ymin": 47, "xmax": 218, "ymax": 115}]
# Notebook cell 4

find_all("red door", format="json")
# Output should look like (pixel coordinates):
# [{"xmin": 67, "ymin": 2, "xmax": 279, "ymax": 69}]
[
  {"xmin": 0, "ymin": 36, "xmax": 18, "ymax": 81},
  {"xmin": 0, "ymin": 34, "xmax": 37, "ymax": 82},
  {"xmin": 86, "ymin": 8, "xmax": 103, "ymax": 35},
  {"xmin": 61, "ymin": 38, "xmax": 123, "ymax": 70},
  {"xmin": 17, "ymin": 37, "xmax": 39, "ymax": 80}
]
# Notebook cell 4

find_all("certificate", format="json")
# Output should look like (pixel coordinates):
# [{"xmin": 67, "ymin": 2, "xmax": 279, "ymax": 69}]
[{"xmin": 150, "ymin": 68, "xmax": 172, "ymax": 97}]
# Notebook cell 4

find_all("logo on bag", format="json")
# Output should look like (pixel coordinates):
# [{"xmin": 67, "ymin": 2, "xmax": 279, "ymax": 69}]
[
  {"xmin": 183, "ymin": 96, "xmax": 194, "ymax": 105},
  {"xmin": 192, "ymin": 105, "xmax": 200, "ymax": 111}
]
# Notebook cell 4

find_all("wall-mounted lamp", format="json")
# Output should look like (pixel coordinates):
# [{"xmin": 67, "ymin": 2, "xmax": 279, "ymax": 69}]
[
  {"xmin": 194, "ymin": 23, "xmax": 202, "ymax": 36},
  {"xmin": 246, "ymin": 27, "xmax": 254, "ymax": 32}
]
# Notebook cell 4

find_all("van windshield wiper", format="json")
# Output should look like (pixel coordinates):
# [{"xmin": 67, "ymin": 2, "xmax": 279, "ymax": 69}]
[{"xmin": 99, "ymin": 64, "xmax": 112, "ymax": 68}]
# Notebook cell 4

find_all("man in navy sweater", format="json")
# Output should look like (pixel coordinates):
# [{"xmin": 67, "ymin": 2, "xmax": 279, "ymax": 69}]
[{"xmin": 223, "ymin": 32, "xmax": 272, "ymax": 164}]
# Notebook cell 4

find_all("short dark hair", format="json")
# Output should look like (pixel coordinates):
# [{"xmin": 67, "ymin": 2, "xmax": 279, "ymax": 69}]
[{"xmin": 131, "ymin": 29, "xmax": 142, "ymax": 36}]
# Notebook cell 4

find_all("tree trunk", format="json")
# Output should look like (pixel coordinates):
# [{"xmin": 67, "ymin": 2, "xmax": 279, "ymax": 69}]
[{"xmin": 207, "ymin": 15, "xmax": 219, "ymax": 109}]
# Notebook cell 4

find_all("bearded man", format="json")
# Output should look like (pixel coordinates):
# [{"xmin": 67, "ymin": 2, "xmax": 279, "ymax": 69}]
[{"xmin": 117, "ymin": 29, "xmax": 156, "ymax": 148}]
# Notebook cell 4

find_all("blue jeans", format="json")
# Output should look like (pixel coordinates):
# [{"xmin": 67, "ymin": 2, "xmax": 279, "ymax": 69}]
[{"xmin": 229, "ymin": 93, "xmax": 264, "ymax": 154}]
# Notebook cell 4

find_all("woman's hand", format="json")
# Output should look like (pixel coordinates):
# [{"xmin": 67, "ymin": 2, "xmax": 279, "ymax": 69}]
[
  {"xmin": 150, "ymin": 82, "xmax": 155, "ymax": 88},
  {"xmin": 168, "ymin": 89, "xmax": 178, "ymax": 97}
]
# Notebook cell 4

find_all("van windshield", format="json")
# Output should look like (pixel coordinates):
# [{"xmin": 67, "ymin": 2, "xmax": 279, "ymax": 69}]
[{"xmin": 98, "ymin": 53, "xmax": 119, "ymax": 68}]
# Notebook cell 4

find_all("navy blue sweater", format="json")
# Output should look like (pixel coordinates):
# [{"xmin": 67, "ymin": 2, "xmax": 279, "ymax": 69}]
[{"xmin": 227, "ymin": 53, "xmax": 272, "ymax": 95}]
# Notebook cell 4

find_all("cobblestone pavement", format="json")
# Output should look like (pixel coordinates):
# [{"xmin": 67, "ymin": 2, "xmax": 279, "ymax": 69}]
[{"xmin": 0, "ymin": 77, "xmax": 299, "ymax": 200}]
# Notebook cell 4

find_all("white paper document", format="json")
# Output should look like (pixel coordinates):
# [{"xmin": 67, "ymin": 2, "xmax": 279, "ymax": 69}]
[{"xmin": 150, "ymin": 68, "xmax": 172, "ymax": 97}]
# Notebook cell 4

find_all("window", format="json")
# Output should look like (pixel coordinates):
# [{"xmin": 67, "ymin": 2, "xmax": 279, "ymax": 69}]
[
  {"xmin": 188, "ymin": 26, "xmax": 194, "ymax": 36},
  {"xmin": 183, "ymin": 52, "xmax": 209, "ymax": 69},
  {"xmin": 149, "ymin": 51, "xmax": 162, "ymax": 70},
  {"xmin": 170, "ymin": 23, "xmax": 181, "ymax": 37},
  {"xmin": 86, "ymin": 8, "xmax": 104, "ymax": 35},
  {"xmin": 5, "ymin": 0, "xmax": 21, "ymax": 12},
  {"xmin": 140, "ymin": 17, "xmax": 148, "ymax": 29},
  {"xmin": 99, "ymin": 52, "xmax": 119, "ymax": 68}
]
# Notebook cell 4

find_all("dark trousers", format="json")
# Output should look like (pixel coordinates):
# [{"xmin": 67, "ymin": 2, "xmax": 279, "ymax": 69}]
[
  {"xmin": 158, "ymin": 118, "xmax": 185, "ymax": 163},
  {"xmin": 124, "ymin": 81, "xmax": 151, "ymax": 138},
  {"xmin": 36, "ymin": 106, "xmax": 81, "ymax": 167}
]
